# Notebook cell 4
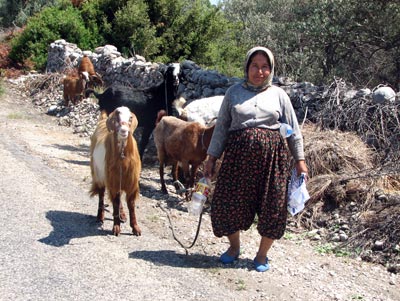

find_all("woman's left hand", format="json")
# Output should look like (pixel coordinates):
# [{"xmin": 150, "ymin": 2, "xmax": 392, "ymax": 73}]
[{"xmin": 295, "ymin": 160, "xmax": 308, "ymax": 179}]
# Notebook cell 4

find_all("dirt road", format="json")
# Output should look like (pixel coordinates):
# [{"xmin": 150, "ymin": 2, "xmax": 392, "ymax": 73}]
[{"xmin": 0, "ymin": 80, "xmax": 398, "ymax": 301}]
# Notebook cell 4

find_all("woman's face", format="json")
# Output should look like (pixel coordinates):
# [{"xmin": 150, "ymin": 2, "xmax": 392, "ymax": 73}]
[{"xmin": 247, "ymin": 52, "xmax": 271, "ymax": 86}]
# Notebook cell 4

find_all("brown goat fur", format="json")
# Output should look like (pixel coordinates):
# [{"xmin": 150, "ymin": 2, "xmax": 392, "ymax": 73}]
[
  {"xmin": 153, "ymin": 115, "xmax": 215, "ymax": 194},
  {"xmin": 63, "ymin": 72, "xmax": 87, "ymax": 106},
  {"xmin": 89, "ymin": 107, "xmax": 142, "ymax": 236},
  {"xmin": 71, "ymin": 0, "xmax": 85, "ymax": 8},
  {"xmin": 78, "ymin": 55, "xmax": 103, "ymax": 88}
]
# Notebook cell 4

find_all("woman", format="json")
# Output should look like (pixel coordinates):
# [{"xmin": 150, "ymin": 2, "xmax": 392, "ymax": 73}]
[{"xmin": 204, "ymin": 46, "xmax": 308, "ymax": 272}]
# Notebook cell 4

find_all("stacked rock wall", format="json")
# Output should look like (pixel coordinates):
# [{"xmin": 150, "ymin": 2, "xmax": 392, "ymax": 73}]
[{"xmin": 46, "ymin": 39, "xmax": 398, "ymax": 121}]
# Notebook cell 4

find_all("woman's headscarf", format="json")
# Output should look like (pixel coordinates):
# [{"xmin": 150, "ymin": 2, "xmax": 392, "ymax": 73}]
[{"xmin": 242, "ymin": 46, "xmax": 275, "ymax": 92}]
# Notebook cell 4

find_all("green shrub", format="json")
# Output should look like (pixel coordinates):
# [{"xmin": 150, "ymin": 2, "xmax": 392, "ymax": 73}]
[{"xmin": 9, "ymin": 4, "xmax": 100, "ymax": 70}]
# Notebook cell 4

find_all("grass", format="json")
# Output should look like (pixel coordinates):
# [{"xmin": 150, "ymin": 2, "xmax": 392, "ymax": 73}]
[
  {"xmin": 7, "ymin": 112, "xmax": 24, "ymax": 119},
  {"xmin": 315, "ymin": 243, "xmax": 352, "ymax": 257},
  {"xmin": 283, "ymin": 231, "xmax": 308, "ymax": 241},
  {"xmin": 208, "ymin": 268, "xmax": 221, "ymax": 274},
  {"xmin": 0, "ymin": 79, "xmax": 4, "ymax": 96},
  {"xmin": 147, "ymin": 214, "xmax": 160, "ymax": 222},
  {"xmin": 235, "ymin": 279, "xmax": 246, "ymax": 291}
]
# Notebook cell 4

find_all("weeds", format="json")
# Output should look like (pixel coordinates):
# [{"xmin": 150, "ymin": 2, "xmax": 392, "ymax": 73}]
[
  {"xmin": 235, "ymin": 279, "xmax": 246, "ymax": 291},
  {"xmin": 7, "ymin": 112, "xmax": 23, "ymax": 119},
  {"xmin": 315, "ymin": 243, "xmax": 352, "ymax": 257}
]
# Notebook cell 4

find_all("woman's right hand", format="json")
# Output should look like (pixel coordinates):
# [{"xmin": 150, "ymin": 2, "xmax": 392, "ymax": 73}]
[{"xmin": 204, "ymin": 156, "xmax": 217, "ymax": 179}]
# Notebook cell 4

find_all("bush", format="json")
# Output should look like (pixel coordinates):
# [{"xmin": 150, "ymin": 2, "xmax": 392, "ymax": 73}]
[{"xmin": 9, "ymin": 4, "xmax": 100, "ymax": 71}]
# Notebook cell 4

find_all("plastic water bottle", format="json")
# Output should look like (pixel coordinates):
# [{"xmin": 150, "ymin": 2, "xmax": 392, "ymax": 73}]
[
  {"xmin": 189, "ymin": 177, "xmax": 210, "ymax": 215},
  {"xmin": 280, "ymin": 123, "xmax": 293, "ymax": 138},
  {"xmin": 189, "ymin": 192, "xmax": 207, "ymax": 215},
  {"xmin": 194, "ymin": 177, "xmax": 211, "ymax": 197}
]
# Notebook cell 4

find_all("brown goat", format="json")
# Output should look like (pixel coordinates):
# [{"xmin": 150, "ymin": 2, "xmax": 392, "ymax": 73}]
[
  {"xmin": 63, "ymin": 72, "xmax": 87, "ymax": 106},
  {"xmin": 89, "ymin": 106, "xmax": 142, "ymax": 236},
  {"xmin": 71, "ymin": 0, "xmax": 85, "ymax": 8},
  {"xmin": 78, "ymin": 55, "xmax": 103, "ymax": 88},
  {"xmin": 153, "ymin": 115, "xmax": 215, "ymax": 194}
]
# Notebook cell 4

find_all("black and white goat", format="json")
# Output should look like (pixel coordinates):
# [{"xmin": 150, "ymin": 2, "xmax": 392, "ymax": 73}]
[{"xmin": 85, "ymin": 63, "xmax": 181, "ymax": 159}]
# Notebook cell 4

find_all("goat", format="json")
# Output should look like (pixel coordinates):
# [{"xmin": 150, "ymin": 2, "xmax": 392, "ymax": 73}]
[
  {"xmin": 85, "ymin": 63, "xmax": 181, "ymax": 159},
  {"xmin": 71, "ymin": 0, "xmax": 85, "ymax": 7},
  {"xmin": 78, "ymin": 55, "xmax": 103, "ymax": 88},
  {"xmin": 63, "ymin": 71, "xmax": 88, "ymax": 106},
  {"xmin": 175, "ymin": 95, "xmax": 224, "ymax": 125},
  {"xmin": 153, "ymin": 114, "xmax": 215, "ymax": 194},
  {"xmin": 89, "ymin": 106, "xmax": 142, "ymax": 236}
]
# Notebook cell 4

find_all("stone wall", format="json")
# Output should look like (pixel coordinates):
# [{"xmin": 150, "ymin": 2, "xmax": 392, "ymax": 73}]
[
  {"xmin": 46, "ymin": 39, "xmax": 241, "ymax": 101},
  {"xmin": 46, "ymin": 40, "xmax": 398, "ymax": 121}
]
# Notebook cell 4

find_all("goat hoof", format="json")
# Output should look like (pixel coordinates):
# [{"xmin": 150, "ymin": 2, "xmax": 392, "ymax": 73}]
[
  {"xmin": 96, "ymin": 216, "xmax": 104, "ymax": 224},
  {"xmin": 113, "ymin": 225, "xmax": 121, "ymax": 236},
  {"xmin": 132, "ymin": 226, "xmax": 142, "ymax": 236}
]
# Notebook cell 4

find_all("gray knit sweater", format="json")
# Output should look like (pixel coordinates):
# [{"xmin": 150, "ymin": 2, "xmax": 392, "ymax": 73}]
[{"xmin": 207, "ymin": 83, "xmax": 305, "ymax": 161}]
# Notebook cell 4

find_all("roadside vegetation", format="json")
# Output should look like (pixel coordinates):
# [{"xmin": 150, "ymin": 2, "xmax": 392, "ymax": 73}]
[{"xmin": 0, "ymin": 0, "xmax": 399, "ymax": 88}]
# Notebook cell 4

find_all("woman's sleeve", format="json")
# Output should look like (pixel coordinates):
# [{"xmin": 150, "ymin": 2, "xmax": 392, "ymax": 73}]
[
  {"xmin": 207, "ymin": 93, "xmax": 232, "ymax": 159},
  {"xmin": 281, "ymin": 92, "xmax": 305, "ymax": 161}
]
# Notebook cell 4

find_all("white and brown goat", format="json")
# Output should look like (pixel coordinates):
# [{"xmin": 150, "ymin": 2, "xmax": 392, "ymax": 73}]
[
  {"xmin": 89, "ymin": 106, "xmax": 142, "ymax": 236},
  {"xmin": 78, "ymin": 55, "xmax": 103, "ymax": 88},
  {"xmin": 153, "ymin": 114, "xmax": 215, "ymax": 194}
]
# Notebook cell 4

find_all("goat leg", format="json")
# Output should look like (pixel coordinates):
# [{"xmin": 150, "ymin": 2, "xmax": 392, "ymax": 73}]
[
  {"xmin": 172, "ymin": 162, "xmax": 186, "ymax": 193},
  {"xmin": 159, "ymin": 161, "xmax": 168, "ymax": 194},
  {"xmin": 189, "ymin": 163, "xmax": 200, "ymax": 188},
  {"xmin": 127, "ymin": 193, "xmax": 141, "ymax": 236},
  {"xmin": 138, "ymin": 126, "xmax": 154, "ymax": 159},
  {"xmin": 119, "ymin": 202, "xmax": 127, "ymax": 223},
  {"xmin": 112, "ymin": 193, "xmax": 122, "ymax": 236},
  {"xmin": 96, "ymin": 188, "xmax": 105, "ymax": 224}
]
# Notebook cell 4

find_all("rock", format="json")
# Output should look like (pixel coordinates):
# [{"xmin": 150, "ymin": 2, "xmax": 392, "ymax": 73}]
[{"xmin": 372, "ymin": 86, "xmax": 396, "ymax": 104}]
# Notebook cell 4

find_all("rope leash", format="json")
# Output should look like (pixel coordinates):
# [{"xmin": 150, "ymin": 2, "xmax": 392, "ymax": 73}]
[{"xmin": 157, "ymin": 192, "xmax": 205, "ymax": 255}]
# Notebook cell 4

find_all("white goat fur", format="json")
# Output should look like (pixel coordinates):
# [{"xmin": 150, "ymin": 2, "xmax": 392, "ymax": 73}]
[{"xmin": 176, "ymin": 95, "xmax": 224, "ymax": 125}]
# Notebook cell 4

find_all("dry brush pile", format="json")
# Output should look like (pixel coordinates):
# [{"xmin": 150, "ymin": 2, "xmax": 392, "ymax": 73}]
[{"xmin": 296, "ymin": 77, "xmax": 399, "ymax": 272}]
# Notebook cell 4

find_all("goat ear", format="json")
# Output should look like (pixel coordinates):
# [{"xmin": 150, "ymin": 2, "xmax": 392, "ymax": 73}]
[
  {"xmin": 130, "ymin": 113, "xmax": 138, "ymax": 131},
  {"xmin": 106, "ymin": 112, "xmax": 116, "ymax": 132}
]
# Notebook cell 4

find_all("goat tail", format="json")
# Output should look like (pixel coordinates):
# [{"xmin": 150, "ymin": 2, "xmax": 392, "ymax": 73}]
[
  {"xmin": 89, "ymin": 183, "xmax": 104, "ymax": 198},
  {"xmin": 155, "ymin": 109, "xmax": 167, "ymax": 126}
]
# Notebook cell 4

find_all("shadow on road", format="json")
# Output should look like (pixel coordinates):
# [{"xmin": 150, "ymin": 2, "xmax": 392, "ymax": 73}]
[
  {"xmin": 38, "ymin": 210, "xmax": 105, "ymax": 247},
  {"xmin": 129, "ymin": 250, "xmax": 252, "ymax": 270}
]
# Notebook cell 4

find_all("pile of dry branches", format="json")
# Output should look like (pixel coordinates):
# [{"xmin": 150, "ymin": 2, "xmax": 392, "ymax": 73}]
[
  {"xmin": 314, "ymin": 77, "xmax": 400, "ymax": 166},
  {"xmin": 295, "ymin": 105, "xmax": 399, "ymax": 268}
]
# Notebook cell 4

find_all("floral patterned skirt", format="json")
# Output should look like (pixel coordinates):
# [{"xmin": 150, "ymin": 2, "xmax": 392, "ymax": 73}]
[{"xmin": 211, "ymin": 127, "xmax": 289, "ymax": 239}]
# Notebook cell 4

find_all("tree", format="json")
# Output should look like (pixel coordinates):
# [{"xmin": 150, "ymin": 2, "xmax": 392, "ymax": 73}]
[
  {"xmin": 112, "ymin": 0, "xmax": 159, "ymax": 57},
  {"xmin": 222, "ymin": 0, "xmax": 400, "ymax": 87},
  {"xmin": 0, "ymin": 0, "xmax": 58, "ymax": 27},
  {"xmin": 146, "ymin": 0, "xmax": 227, "ymax": 64}
]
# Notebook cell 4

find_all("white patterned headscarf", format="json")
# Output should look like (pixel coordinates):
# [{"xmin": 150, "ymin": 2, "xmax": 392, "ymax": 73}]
[{"xmin": 242, "ymin": 46, "xmax": 275, "ymax": 92}]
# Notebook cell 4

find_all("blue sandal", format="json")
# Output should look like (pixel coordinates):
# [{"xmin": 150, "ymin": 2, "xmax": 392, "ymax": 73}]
[
  {"xmin": 220, "ymin": 250, "xmax": 240, "ymax": 264},
  {"xmin": 254, "ymin": 257, "xmax": 270, "ymax": 272}
]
